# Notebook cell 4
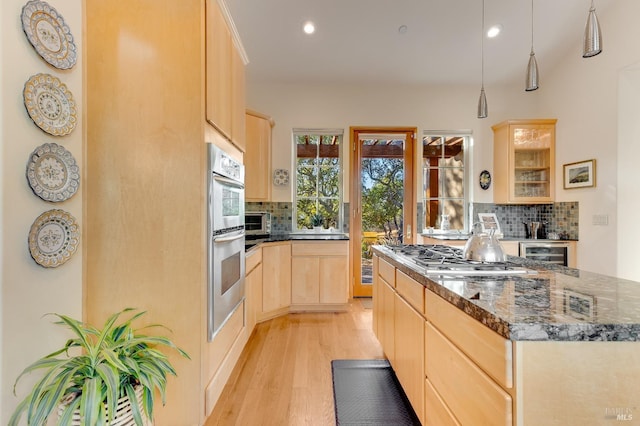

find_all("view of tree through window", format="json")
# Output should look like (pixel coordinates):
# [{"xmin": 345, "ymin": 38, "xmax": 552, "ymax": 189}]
[
  {"xmin": 294, "ymin": 130, "xmax": 343, "ymax": 230},
  {"xmin": 423, "ymin": 133, "xmax": 468, "ymax": 231},
  {"xmin": 361, "ymin": 150, "xmax": 404, "ymax": 241}
]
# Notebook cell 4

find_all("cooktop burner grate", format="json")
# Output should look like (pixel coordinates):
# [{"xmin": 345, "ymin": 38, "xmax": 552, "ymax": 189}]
[{"xmin": 382, "ymin": 244, "xmax": 533, "ymax": 275}]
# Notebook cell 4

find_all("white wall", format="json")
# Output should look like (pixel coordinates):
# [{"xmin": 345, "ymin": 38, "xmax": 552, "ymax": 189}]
[
  {"xmin": 618, "ymin": 63, "xmax": 640, "ymax": 281},
  {"xmin": 537, "ymin": 0, "xmax": 640, "ymax": 277},
  {"xmin": 1, "ymin": 0, "xmax": 83, "ymax": 422},
  {"xmin": 247, "ymin": 82, "xmax": 540, "ymax": 205},
  {"xmin": 246, "ymin": 1, "xmax": 640, "ymax": 277}
]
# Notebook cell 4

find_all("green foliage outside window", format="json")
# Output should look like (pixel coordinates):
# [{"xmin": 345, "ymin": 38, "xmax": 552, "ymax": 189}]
[{"xmin": 294, "ymin": 132, "xmax": 342, "ymax": 230}]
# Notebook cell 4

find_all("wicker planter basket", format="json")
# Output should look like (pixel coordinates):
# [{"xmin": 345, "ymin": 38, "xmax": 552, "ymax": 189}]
[{"xmin": 58, "ymin": 386, "xmax": 151, "ymax": 426}]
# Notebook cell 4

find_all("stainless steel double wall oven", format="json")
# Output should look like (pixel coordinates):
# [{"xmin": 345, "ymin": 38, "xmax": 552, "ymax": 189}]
[{"xmin": 207, "ymin": 144, "xmax": 245, "ymax": 341}]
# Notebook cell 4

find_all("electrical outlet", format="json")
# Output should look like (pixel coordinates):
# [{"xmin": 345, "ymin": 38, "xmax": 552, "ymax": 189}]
[{"xmin": 592, "ymin": 214, "xmax": 609, "ymax": 226}]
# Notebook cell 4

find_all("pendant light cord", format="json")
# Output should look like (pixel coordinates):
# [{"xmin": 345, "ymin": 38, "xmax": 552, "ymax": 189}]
[
  {"xmin": 481, "ymin": 0, "xmax": 485, "ymax": 89},
  {"xmin": 530, "ymin": 0, "xmax": 534, "ymax": 54}
]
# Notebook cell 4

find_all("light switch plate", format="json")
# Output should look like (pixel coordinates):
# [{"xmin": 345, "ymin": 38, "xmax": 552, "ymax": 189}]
[{"xmin": 592, "ymin": 214, "xmax": 609, "ymax": 225}]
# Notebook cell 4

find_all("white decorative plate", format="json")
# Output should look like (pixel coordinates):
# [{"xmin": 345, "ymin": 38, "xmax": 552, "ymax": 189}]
[
  {"xmin": 273, "ymin": 169, "xmax": 289, "ymax": 186},
  {"xmin": 28, "ymin": 209, "xmax": 79, "ymax": 268},
  {"xmin": 21, "ymin": 0, "xmax": 77, "ymax": 69},
  {"xmin": 26, "ymin": 142, "xmax": 79, "ymax": 202},
  {"xmin": 23, "ymin": 73, "xmax": 77, "ymax": 136}
]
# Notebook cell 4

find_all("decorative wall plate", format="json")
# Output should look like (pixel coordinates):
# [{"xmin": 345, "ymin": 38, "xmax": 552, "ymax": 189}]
[
  {"xmin": 21, "ymin": 0, "xmax": 77, "ymax": 69},
  {"xmin": 479, "ymin": 170, "xmax": 492, "ymax": 190},
  {"xmin": 28, "ymin": 209, "xmax": 79, "ymax": 268},
  {"xmin": 26, "ymin": 142, "xmax": 79, "ymax": 202},
  {"xmin": 23, "ymin": 73, "xmax": 77, "ymax": 136},
  {"xmin": 273, "ymin": 169, "xmax": 289, "ymax": 186}
]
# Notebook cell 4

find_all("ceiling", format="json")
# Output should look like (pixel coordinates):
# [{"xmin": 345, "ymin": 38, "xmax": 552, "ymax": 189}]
[{"xmin": 226, "ymin": 0, "xmax": 612, "ymax": 87}]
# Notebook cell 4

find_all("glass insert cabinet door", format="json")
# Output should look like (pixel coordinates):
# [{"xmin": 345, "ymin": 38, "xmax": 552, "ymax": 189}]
[{"xmin": 492, "ymin": 119, "xmax": 557, "ymax": 204}]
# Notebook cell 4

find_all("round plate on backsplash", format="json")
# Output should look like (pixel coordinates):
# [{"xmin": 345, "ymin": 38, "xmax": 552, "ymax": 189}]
[
  {"xmin": 273, "ymin": 169, "xmax": 289, "ymax": 186},
  {"xmin": 479, "ymin": 170, "xmax": 491, "ymax": 190}
]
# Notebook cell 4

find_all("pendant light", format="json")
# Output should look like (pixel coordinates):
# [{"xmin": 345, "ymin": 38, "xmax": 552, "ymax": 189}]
[
  {"xmin": 583, "ymin": 0, "xmax": 602, "ymax": 58},
  {"xmin": 477, "ymin": 0, "xmax": 488, "ymax": 119},
  {"xmin": 525, "ymin": 0, "xmax": 539, "ymax": 91}
]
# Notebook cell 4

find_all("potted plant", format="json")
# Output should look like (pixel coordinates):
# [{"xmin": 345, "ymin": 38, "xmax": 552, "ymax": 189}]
[
  {"xmin": 9, "ymin": 308, "xmax": 190, "ymax": 426},
  {"xmin": 311, "ymin": 213, "xmax": 324, "ymax": 230}
]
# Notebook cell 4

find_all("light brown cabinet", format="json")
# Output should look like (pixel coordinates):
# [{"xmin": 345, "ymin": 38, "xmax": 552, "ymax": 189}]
[
  {"xmin": 394, "ymin": 292, "xmax": 425, "ymax": 422},
  {"xmin": 261, "ymin": 242, "xmax": 291, "ymax": 318},
  {"xmin": 373, "ymin": 256, "xmax": 396, "ymax": 365},
  {"xmin": 84, "ymin": 1, "xmax": 248, "ymax": 423},
  {"xmin": 245, "ymin": 247, "xmax": 263, "ymax": 334},
  {"xmin": 492, "ymin": 119, "xmax": 557, "ymax": 204},
  {"xmin": 206, "ymin": 0, "xmax": 246, "ymax": 151},
  {"xmin": 291, "ymin": 241, "xmax": 349, "ymax": 308},
  {"xmin": 245, "ymin": 110, "xmax": 274, "ymax": 201},
  {"xmin": 373, "ymin": 254, "xmax": 513, "ymax": 426}
]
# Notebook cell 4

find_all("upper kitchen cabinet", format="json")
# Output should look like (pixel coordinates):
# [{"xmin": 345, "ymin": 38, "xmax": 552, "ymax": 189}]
[
  {"xmin": 245, "ymin": 109, "xmax": 275, "ymax": 201},
  {"xmin": 206, "ymin": 0, "xmax": 246, "ymax": 151},
  {"xmin": 492, "ymin": 119, "xmax": 557, "ymax": 204}
]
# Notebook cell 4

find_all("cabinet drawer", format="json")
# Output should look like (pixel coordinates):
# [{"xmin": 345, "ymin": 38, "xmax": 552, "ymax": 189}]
[
  {"xmin": 395, "ymin": 270, "xmax": 424, "ymax": 314},
  {"xmin": 426, "ymin": 289, "xmax": 513, "ymax": 389},
  {"xmin": 426, "ymin": 323, "xmax": 512, "ymax": 426},
  {"xmin": 425, "ymin": 378, "xmax": 461, "ymax": 426},
  {"xmin": 378, "ymin": 257, "xmax": 395, "ymax": 287},
  {"xmin": 245, "ymin": 247, "xmax": 262, "ymax": 273},
  {"xmin": 291, "ymin": 241, "xmax": 348, "ymax": 256}
]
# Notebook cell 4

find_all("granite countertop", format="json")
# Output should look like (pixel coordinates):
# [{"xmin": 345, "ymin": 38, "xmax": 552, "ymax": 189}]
[
  {"xmin": 373, "ymin": 245, "xmax": 640, "ymax": 342},
  {"xmin": 246, "ymin": 232, "xmax": 349, "ymax": 251}
]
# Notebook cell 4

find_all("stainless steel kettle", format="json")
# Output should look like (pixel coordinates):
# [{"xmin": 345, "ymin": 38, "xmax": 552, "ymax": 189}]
[{"xmin": 462, "ymin": 223, "xmax": 506, "ymax": 263}]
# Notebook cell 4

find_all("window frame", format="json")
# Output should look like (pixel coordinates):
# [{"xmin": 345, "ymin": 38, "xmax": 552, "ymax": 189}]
[
  {"xmin": 421, "ymin": 130, "xmax": 471, "ymax": 233},
  {"xmin": 292, "ymin": 128, "xmax": 344, "ymax": 232}
]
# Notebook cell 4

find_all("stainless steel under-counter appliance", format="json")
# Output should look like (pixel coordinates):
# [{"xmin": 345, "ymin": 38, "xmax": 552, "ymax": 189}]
[
  {"xmin": 207, "ymin": 143, "xmax": 245, "ymax": 341},
  {"xmin": 519, "ymin": 241, "xmax": 571, "ymax": 266}
]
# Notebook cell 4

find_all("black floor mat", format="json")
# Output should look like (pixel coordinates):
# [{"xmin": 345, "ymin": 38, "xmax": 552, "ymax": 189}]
[{"xmin": 331, "ymin": 359, "xmax": 422, "ymax": 426}]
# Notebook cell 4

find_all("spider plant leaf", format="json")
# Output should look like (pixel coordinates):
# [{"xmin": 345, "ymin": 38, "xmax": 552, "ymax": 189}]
[
  {"xmin": 7, "ymin": 395, "xmax": 29, "ymax": 426},
  {"xmin": 80, "ymin": 377, "xmax": 101, "ymax": 426},
  {"xmin": 124, "ymin": 383, "xmax": 146, "ymax": 426},
  {"xmin": 95, "ymin": 362, "xmax": 120, "ymax": 422},
  {"xmin": 52, "ymin": 313, "xmax": 94, "ymax": 352},
  {"xmin": 56, "ymin": 393, "xmax": 82, "ymax": 425}
]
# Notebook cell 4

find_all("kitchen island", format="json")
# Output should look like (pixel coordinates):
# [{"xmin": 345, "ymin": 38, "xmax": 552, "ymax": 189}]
[{"xmin": 372, "ymin": 244, "xmax": 640, "ymax": 426}]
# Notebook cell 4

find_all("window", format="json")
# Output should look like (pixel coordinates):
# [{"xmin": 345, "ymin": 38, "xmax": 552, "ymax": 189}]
[
  {"xmin": 294, "ymin": 129, "xmax": 343, "ymax": 230},
  {"xmin": 422, "ymin": 132, "xmax": 469, "ymax": 232}
]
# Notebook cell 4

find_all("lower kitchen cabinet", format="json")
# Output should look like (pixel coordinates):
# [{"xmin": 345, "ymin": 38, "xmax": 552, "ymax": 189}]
[
  {"xmin": 425, "ymin": 378, "xmax": 460, "ymax": 426},
  {"xmin": 245, "ymin": 247, "xmax": 263, "ymax": 334},
  {"xmin": 394, "ymin": 293, "xmax": 425, "ymax": 422},
  {"xmin": 373, "ymin": 254, "xmax": 514, "ymax": 426},
  {"xmin": 426, "ymin": 322, "xmax": 512, "ymax": 426},
  {"xmin": 261, "ymin": 242, "xmax": 291, "ymax": 319},
  {"xmin": 373, "ymin": 256, "xmax": 396, "ymax": 362},
  {"xmin": 291, "ymin": 241, "xmax": 349, "ymax": 309}
]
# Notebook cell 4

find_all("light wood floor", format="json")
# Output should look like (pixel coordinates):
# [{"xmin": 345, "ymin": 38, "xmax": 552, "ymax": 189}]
[{"xmin": 205, "ymin": 299, "xmax": 384, "ymax": 426}]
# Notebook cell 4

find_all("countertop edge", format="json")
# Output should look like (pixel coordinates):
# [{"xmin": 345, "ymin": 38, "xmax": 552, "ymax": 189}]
[{"xmin": 373, "ymin": 246, "xmax": 640, "ymax": 343}]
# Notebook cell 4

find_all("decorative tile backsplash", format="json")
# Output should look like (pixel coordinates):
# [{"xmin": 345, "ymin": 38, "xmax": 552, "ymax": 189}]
[
  {"xmin": 472, "ymin": 202, "xmax": 579, "ymax": 240},
  {"xmin": 248, "ymin": 201, "xmax": 578, "ymax": 240},
  {"xmin": 246, "ymin": 201, "xmax": 350, "ymax": 234},
  {"xmin": 246, "ymin": 202, "xmax": 292, "ymax": 233}
]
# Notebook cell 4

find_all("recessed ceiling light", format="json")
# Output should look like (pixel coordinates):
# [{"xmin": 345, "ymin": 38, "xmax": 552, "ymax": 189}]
[
  {"xmin": 303, "ymin": 21, "xmax": 315, "ymax": 35},
  {"xmin": 487, "ymin": 24, "xmax": 502, "ymax": 38},
  {"xmin": 398, "ymin": 25, "xmax": 408, "ymax": 35}
]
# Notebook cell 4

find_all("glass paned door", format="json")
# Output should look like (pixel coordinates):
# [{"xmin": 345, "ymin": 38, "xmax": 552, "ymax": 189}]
[{"xmin": 351, "ymin": 128, "xmax": 415, "ymax": 297}]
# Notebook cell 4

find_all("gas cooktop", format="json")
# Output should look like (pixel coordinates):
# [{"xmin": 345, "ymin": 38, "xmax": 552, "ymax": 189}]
[{"xmin": 381, "ymin": 244, "xmax": 535, "ymax": 276}]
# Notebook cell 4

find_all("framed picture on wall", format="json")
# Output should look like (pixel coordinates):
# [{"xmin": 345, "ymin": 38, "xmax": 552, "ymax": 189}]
[
  {"xmin": 563, "ymin": 159, "xmax": 596, "ymax": 189},
  {"xmin": 477, "ymin": 213, "xmax": 502, "ymax": 237}
]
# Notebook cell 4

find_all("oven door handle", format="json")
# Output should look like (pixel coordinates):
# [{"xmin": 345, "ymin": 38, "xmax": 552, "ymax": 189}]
[
  {"xmin": 213, "ymin": 174, "xmax": 245, "ymax": 189},
  {"xmin": 214, "ymin": 231, "xmax": 245, "ymax": 244}
]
